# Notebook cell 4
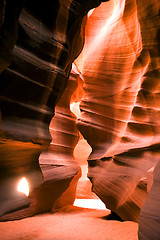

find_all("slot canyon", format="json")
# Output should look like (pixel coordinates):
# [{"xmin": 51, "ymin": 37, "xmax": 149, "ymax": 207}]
[{"xmin": 0, "ymin": 0, "xmax": 160, "ymax": 239}]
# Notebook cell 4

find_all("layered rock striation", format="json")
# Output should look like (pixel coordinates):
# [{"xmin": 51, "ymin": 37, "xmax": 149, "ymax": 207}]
[
  {"xmin": 0, "ymin": 0, "xmax": 106, "ymax": 219},
  {"xmin": 76, "ymin": 0, "xmax": 160, "ymax": 231},
  {"xmin": 0, "ymin": 1, "xmax": 160, "ymax": 239}
]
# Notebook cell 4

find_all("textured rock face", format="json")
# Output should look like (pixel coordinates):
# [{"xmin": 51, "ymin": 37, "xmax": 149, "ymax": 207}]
[
  {"xmin": 0, "ymin": 1, "xmax": 160, "ymax": 238},
  {"xmin": 0, "ymin": 0, "xmax": 107, "ymax": 219},
  {"xmin": 76, "ymin": 0, "xmax": 160, "ymax": 227},
  {"xmin": 0, "ymin": 64, "xmax": 82, "ymax": 221},
  {"xmin": 39, "ymin": 66, "xmax": 83, "ymax": 212}
]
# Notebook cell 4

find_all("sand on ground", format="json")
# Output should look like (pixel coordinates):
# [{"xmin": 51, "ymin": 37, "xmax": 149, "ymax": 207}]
[{"xmin": 0, "ymin": 206, "xmax": 138, "ymax": 240}]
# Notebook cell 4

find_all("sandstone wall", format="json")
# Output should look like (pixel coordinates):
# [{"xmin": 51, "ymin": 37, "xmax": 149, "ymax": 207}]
[
  {"xmin": 76, "ymin": 1, "xmax": 160, "ymax": 237},
  {"xmin": 0, "ymin": 1, "xmax": 160, "ymax": 239},
  {"xmin": 0, "ymin": 0, "xmax": 104, "ymax": 220}
]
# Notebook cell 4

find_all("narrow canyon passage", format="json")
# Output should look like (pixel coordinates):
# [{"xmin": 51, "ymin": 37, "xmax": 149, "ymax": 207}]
[
  {"xmin": 0, "ymin": 104, "xmax": 138, "ymax": 239},
  {"xmin": 0, "ymin": 136, "xmax": 138, "ymax": 240},
  {"xmin": 0, "ymin": 0, "xmax": 160, "ymax": 239}
]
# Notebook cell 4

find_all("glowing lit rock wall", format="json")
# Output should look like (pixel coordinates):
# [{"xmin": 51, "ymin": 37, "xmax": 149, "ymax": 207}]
[
  {"xmin": 76, "ymin": 0, "xmax": 160, "ymax": 230},
  {"xmin": 39, "ymin": 66, "xmax": 83, "ymax": 211},
  {"xmin": 0, "ymin": 1, "xmax": 160, "ymax": 238}
]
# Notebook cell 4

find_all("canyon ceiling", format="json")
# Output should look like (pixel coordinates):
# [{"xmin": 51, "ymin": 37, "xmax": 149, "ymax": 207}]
[{"xmin": 0, "ymin": 0, "xmax": 160, "ymax": 239}]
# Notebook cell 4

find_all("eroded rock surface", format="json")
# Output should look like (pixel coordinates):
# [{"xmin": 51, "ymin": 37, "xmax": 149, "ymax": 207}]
[
  {"xmin": 39, "ymin": 66, "xmax": 83, "ymax": 212},
  {"xmin": 76, "ymin": 0, "xmax": 160, "ymax": 228},
  {"xmin": 0, "ymin": 1, "xmax": 160, "ymax": 239},
  {"xmin": 0, "ymin": 0, "xmax": 106, "ymax": 219}
]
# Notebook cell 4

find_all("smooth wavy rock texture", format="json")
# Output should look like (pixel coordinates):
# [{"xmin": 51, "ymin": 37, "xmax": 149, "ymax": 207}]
[
  {"xmin": 0, "ymin": 0, "xmax": 105, "ymax": 220},
  {"xmin": 0, "ymin": 1, "xmax": 160, "ymax": 239},
  {"xmin": 76, "ymin": 0, "xmax": 160, "ymax": 236}
]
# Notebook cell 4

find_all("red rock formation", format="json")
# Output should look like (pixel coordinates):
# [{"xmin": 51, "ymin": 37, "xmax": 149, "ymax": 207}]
[
  {"xmin": 138, "ymin": 160, "xmax": 160, "ymax": 240},
  {"xmin": 0, "ymin": 64, "xmax": 82, "ymax": 221},
  {"xmin": 39, "ymin": 65, "xmax": 83, "ymax": 212},
  {"xmin": 76, "ymin": 0, "xmax": 160, "ymax": 227},
  {"xmin": 0, "ymin": 0, "xmax": 106, "ymax": 219},
  {"xmin": 0, "ymin": 1, "xmax": 160, "ymax": 238}
]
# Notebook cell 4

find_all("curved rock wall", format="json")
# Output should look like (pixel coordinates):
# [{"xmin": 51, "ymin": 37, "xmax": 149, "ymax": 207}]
[
  {"xmin": 0, "ymin": 1, "xmax": 160, "ymax": 238},
  {"xmin": 39, "ymin": 65, "xmax": 82, "ymax": 212},
  {"xmin": 76, "ymin": 0, "xmax": 160, "ymax": 227},
  {"xmin": 0, "ymin": 0, "xmax": 106, "ymax": 219}
]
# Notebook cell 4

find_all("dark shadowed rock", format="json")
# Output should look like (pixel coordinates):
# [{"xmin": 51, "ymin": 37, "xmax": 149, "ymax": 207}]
[{"xmin": 0, "ymin": 0, "xmax": 106, "ymax": 219}]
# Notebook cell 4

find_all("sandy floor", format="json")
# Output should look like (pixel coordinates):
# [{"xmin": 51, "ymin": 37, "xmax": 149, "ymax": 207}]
[{"xmin": 0, "ymin": 206, "xmax": 138, "ymax": 240}]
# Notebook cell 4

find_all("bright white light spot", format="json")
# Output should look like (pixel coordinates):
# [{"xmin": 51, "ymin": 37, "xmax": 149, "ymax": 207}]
[
  {"xmin": 74, "ymin": 199, "xmax": 108, "ymax": 210},
  {"xmin": 70, "ymin": 102, "xmax": 81, "ymax": 117},
  {"xmin": 17, "ymin": 177, "xmax": 29, "ymax": 197}
]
